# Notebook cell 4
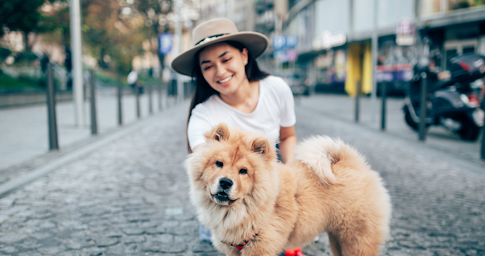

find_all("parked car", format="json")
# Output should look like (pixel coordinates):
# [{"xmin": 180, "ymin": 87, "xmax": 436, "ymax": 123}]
[{"xmin": 282, "ymin": 73, "xmax": 311, "ymax": 96}]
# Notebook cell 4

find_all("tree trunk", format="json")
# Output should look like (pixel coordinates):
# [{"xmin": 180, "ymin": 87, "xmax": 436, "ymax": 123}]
[{"xmin": 22, "ymin": 32, "xmax": 31, "ymax": 52}]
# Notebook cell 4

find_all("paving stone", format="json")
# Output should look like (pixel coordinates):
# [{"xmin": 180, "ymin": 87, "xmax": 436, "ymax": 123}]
[
  {"xmin": 0, "ymin": 99, "xmax": 483, "ymax": 255},
  {"xmin": 123, "ymin": 235, "xmax": 146, "ymax": 244},
  {"xmin": 95, "ymin": 237, "xmax": 119, "ymax": 247}
]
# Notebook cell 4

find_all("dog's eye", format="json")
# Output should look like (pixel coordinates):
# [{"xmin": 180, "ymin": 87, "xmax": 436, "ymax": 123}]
[
  {"xmin": 239, "ymin": 168, "xmax": 247, "ymax": 175},
  {"xmin": 215, "ymin": 161, "xmax": 223, "ymax": 168}
]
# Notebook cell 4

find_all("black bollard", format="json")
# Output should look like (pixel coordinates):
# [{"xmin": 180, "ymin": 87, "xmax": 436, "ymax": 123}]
[
  {"xmin": 148, "ymin": 84, "xmax": 153, "ymax": 114},
  {"xmin": 158, "ymin": 81, "xmax": 163, "ymax": 111},
  {"xmin": 481, "ymin": 112, "xmax": 485, "ymax": 160},
  {"xmin": 46, "ymin": 63, "xmax": 59, "ymax": 150},
  {"xmin": 355, "ymin": 80, "xmax": 361, "ymax": 123},
  {"xmin": 136, "ymin": 82, "xmax": 141, "ymax": 118},
  {"xmin": 380, "ymin": 82, "xmax": 387, "ymax": 131},
  {"xmin": 419, "ymin": 72, "xmax": 427, "ymax": 141},
  {"xmin": 90, "ymin": 69, "xmax": 98, "ymax": 135},
  {"xmin": 117, "ymin": 72, "xmax": 123, "ymax": 126}
]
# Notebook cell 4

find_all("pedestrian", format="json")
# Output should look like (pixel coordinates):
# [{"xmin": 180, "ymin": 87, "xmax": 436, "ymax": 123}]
[
  {"xmin": 40, "ymin": 53, "xmax": 49, "ymax": 74},
  {"xmin": 170, "ymin": 18, "xmax": 298, "ymax": 247},
  {"xmin": 127, "ymin": 69, "xmax": 138, "ymax": 92}
]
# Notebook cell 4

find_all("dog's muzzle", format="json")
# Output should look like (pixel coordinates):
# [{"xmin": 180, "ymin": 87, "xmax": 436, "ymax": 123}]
[{"xmin": 212, "ymin": 177, "xmax": 235, "ymax": 203}]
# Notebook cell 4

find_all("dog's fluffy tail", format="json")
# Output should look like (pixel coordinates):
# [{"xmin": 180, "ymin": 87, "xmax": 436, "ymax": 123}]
[{"xmin": 296, "ymin": 136, "xmax": 365, "ymax": 185}]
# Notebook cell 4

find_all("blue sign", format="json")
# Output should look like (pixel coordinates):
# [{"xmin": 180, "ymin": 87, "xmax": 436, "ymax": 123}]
[
  {"xmin": 286, "ymin": 35, "xmax": 298, "ymax": 49},
  {"xmin": 273, "ymin": 35, "xmax": 286, "ymax": 51},
  {"xmin": 159, "ymin": 33, "xmax": 173, "ymax": 55}
]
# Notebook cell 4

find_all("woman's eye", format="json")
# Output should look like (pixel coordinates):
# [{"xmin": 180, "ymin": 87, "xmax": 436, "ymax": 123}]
[
  {"xmin": 222, "ymin": 58, "xmax": 232, "ymax": 63},
  {"xmin": 203, "ymin": 66, "xmax": 212, "ymax": 71},
  {"xmin": 239, "ymin": 168, "xmax": 247, "ymax": 175},
  {"xmin": 215, "ymin": 161, "xmax": 223, "ymax": 168}
]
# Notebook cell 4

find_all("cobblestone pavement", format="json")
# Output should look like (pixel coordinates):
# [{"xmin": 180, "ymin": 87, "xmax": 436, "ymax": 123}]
[{"xmin": 0, "ymin": 96, "xmax": 484, "ymax": 255}]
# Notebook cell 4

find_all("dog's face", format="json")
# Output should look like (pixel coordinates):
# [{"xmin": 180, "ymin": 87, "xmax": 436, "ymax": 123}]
[{"xmin": 186, "ymin": 124, "xmax": 277, "ymax": 208}]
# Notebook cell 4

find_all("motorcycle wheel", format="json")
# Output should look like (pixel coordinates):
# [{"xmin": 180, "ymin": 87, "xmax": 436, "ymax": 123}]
[
  {"xmin": 404, "ymin": 107, "xmax": 419, "ymax": 131},
  {"xmin": 458, "ymin": 118, "xmax": 481, "ymax": 141}
]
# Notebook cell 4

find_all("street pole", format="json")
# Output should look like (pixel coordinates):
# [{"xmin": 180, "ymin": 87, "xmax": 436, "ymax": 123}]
[
  {"xmin": 419, "ymin": 72, "xmax": 428, "ymax": 141},
  {"xmin": 148, "ymin": 84, "xmax": 153, "ymax": 114},
  {"xmin": 46, "ymin": 63, "xmax": 59, "ymax": 150},
  {"xmin": 69, "ymin": 0, "xmax": 84, "ymax": 127},
  {"xmin": 355, "ymin": 80, "xmax": 361, "ymax": 123},
  {"xmin": 136, "ymin": 83, "xmax": 141, "ymax": 119},
  {"xmin": 370, "ymin": 0, "xmax": 378, "ymax": 123},
  {"xmin": 175, "ymin": 0, "xmax": 184, "ymax": 102},
  {"xmin": 381, "ymin": 82, "xmax": 387, "ymax": 131},
  {"xmin": 89, "ymin": 70, "xmax": 98, "ymax": 135},
  {"xmin": 481, "ymin": 113, "xmax": 485, "ymax": 160},
  {"xmin": 117, "ymin": 72, "xmax": 123, "ymax": 126}
]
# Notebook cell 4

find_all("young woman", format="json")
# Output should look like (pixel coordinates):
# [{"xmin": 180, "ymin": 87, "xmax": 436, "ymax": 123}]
[
  {"xmin": 171, "ymin": 18, "xmax": 297, "ymax": 162},
  {"xmin": 170, "ymin": 17, "xmax": 298, "ymax": 243}
]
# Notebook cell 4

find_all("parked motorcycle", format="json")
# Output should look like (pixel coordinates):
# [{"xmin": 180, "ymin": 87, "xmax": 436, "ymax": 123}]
[{"xmin": 403, "ymin": 54, "xmax": 485, "ymax": 141}]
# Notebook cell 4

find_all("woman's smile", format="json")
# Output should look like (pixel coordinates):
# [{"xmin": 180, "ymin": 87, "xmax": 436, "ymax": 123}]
[{"xmin": 217, "ymin": 75, "xmax": 233, "ymax": 86}]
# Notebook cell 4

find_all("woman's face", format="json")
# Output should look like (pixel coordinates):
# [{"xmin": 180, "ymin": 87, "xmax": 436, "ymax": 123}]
[{"xmin": 198, "ymin": 42, "xmax": 249, "ymax": 96}]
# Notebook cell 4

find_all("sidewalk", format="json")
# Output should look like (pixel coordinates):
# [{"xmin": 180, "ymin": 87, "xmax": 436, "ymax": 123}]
[
  {"xmin": 297, "ymin": 93, "xmax": 484, "ymax": 167},
  {"xmin": 0, "ymin": 88, "xmax": 176, "ymax": 185}
]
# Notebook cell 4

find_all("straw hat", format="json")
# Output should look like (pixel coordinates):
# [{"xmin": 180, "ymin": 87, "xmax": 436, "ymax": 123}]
[{"xmin": 170, "ymin": 18, "xmax": 269, "ymax": 76}]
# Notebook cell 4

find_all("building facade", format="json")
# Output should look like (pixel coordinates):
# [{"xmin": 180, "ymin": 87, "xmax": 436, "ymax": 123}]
[{"xmin": 283, "ymin": 0, "xmax": 485, "ymax": 95}]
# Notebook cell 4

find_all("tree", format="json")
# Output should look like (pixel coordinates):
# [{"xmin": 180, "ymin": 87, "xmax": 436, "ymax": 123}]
[
  {"xmin": 81, "ymin": 0, "xmax": 146, "ymax": 73},
  {"xmin": 0, "ymin": 0, "xmax": 62, "ymax": 52},
  {"xmin": 132, "ymin": 0, "xmax": 173, "ymax": 76}
]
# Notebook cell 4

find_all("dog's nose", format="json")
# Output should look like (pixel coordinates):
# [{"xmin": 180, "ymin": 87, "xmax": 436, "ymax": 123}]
[{"xmin": 219, "ymin": 177, "xmax": 233, "ymax": 190}]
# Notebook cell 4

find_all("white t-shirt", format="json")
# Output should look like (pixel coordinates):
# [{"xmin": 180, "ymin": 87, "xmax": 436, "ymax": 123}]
[{"xmin": 188, "ymin": 75, "xmax": 296, "ymax": 150}]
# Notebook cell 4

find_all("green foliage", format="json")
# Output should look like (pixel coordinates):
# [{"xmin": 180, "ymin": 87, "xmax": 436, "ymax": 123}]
[
  {"xmin": 15, "ymin": 52, "xmax": 39, "ymax": 64},
  {"xmin": 0, "ymin": 47, "xmax": 12, "ymax": 62},
  {"xmin": 0, "ymin": 0, "xmax": 46, "ymax": 36},
  {"xmin": 0, "ymin": 73, "xmax": 44, "ymax": 90}
]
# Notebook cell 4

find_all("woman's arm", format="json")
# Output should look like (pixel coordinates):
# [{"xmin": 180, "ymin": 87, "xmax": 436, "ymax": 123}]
[{"xmin": 279, "ymin": 126, "xmax": 297, "ymax": 163}]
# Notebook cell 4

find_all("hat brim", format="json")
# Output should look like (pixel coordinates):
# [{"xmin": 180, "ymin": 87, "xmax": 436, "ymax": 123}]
[{"xmin": 171, "ymin": 32, "xmax": 269, "ymax": 76}]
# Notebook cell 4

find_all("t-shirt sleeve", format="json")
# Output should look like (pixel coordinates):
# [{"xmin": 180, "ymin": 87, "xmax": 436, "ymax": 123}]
[
  {"xmin": 187, "ymin": 104, "xmax": 212, "ymax": 150},
  {"xmin": 274, "ymin": 76, "xmax": 296, "ymax": 127}
]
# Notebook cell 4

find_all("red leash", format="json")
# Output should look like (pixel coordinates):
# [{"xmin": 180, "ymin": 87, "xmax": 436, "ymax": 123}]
[{"xmin": 284, "ymin": 247, "xmax": 306, "ymax": 256}]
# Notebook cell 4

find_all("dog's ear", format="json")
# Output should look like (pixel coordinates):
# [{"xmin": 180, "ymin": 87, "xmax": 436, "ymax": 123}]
[
  {"xmin": 205, "ymin": 123, "xmax": 230, "ymax": 142},
  {"xmin": 252, "ymin": 138, "xmax": 269, "ymax": 155}
]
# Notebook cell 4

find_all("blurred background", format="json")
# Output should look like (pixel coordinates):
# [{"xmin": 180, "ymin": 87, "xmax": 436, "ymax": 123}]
[
  {"xmin": 1, "ymin": 0, "xmax": 485, "ymax": 165},
  {"xmin": 1, "ymin": 0, "xmax": 485, "ymax": 98}
]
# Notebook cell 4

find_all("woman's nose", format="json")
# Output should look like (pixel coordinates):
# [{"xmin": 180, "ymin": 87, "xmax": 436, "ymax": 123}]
[{"xmin": 215, "ymin": 63, "xmax": 226, "ymax": 77}]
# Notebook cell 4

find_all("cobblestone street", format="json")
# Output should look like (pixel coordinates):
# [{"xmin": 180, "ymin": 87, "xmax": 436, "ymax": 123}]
[{"xmin": 0, "ymin": 95, "xmax": 484, "ymax": 255}]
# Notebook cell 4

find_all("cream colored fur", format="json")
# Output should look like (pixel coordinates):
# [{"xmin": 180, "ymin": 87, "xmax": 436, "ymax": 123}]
[{"xmin": 185, "ymin": 124, "xmax": 392, "ymax": 256}]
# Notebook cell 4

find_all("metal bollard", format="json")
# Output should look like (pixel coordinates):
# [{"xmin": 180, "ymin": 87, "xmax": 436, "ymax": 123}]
[
  {"xmin": 148, "ymin": 84, "xmax": 153, "ymax": 114},
  {"xmin": 136, "ymin": 82, "xmax": 141, "ymax": 118},
  {"xmin": 90, "ymin": 69, "xmax": 98, "ymax": 135},
  {"xmin": 158, "ymin": 81, "xmax": 163, "ymax": 111},
  {"xmin": 419, "ymin": 72, "xmax": 427, "ymax": 141},
  {"xmin": 46, "ymin": 63, "xmax": 59, "ymax": 150},
  {"xmin": 355, "ymin": 80, "xmax": 361, "ymax": 123},
  {"xmin": 380, "ymin": 82, "xmax": 387, "ymax": 131},
  {"xmin": 481, "ymin": 112, "xmax": 485, "ymax": 160},
  {"xmin": 117, "ymin": 72, "xmax": 123, "ymax": 125}
]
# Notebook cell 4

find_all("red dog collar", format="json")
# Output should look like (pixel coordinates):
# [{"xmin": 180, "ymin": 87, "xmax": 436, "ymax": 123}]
[{"xmin": 222, "ymin": 230, "xmax": 260, "ymax": 251}]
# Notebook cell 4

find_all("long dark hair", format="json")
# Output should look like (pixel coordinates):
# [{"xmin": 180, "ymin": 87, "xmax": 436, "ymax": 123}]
[{"xmin": 186, "ymin": 41, "xmax": 269, "ymax": 153}]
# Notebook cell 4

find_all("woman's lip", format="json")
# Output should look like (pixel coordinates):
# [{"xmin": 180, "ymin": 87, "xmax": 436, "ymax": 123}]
[{"xmin": 217, "ymin": 76, "xmax": 233, "ymax": 85}]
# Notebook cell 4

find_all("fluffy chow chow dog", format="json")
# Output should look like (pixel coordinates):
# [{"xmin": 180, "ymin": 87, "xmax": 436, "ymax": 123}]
[{"xmin": 185, "ymin": 123, "xmax": 391, "ymax": 256}]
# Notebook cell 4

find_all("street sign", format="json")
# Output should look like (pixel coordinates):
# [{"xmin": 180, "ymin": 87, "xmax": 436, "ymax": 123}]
[
  {"xmin": 273, "ymin": 35, "xmax": 286, "ymax": 51},
  {"xmin": 396, "ymin": 18, "xmax": 415, "ymax": 46},
  {"xmin": 286, "ymin": 35, "xmax": 298, "ymax": 49},
  {"xmin": 159, "ymin": 33, "xmax": 173, "ymax": 55}
]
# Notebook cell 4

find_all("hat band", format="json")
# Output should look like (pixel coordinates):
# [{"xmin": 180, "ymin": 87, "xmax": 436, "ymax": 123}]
[{"xmin": 194, "ymin": 33, "xmax": 229, "ymax": 46}]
